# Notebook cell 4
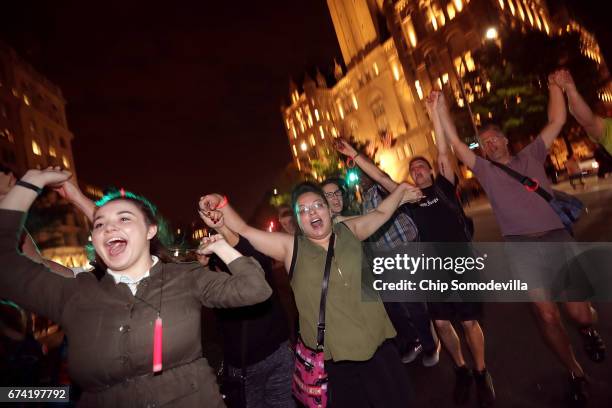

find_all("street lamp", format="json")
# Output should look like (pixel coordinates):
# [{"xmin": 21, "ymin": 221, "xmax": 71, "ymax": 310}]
[{"xmin": 485, "ymin": 27, "xmax": 498, "ymax": 40}]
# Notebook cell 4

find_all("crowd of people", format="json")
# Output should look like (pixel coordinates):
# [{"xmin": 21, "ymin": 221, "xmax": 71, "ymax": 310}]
[{"xmin": 0, "ymin": 68, "xmax": 609, "ymax": 408}]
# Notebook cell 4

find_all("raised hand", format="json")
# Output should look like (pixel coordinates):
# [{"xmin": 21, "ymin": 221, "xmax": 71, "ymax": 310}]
[
  {"xmin": 198, "ymin": 194, "xmax": 223, "ymax": 213},
  {"xmin": 196, "ymin": 234, "xmax": 229, "ymax": 256},
  {"xmin": 334, "ymin": 138, "xmax": 359, "ymax": 158},
  {"xmin": 21, "ymin": 167, "xmax": 72, "ymax": 189},
  {"xmin": 425, "ymin": 91, "xmax": 441, "ymax": 116},
  {"xmin": 552, "ymin": 69, "xmax": 576, "ymax": 92},
  {"xmin": 198, "ymin": 209, "xmax": 225, "ymax": 228},
  {"xmin": 53, "ymin": 180, "xmax": 83, "ymax": 202},
  {"xmin": 400, "ymin": 183, "xmax": 424, "ymax": 203}
]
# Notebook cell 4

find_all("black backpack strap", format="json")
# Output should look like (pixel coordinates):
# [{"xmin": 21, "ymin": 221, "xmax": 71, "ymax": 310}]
[
  {"xmin": 489, "ymin": 160, "xmax": 553, "ymax": 201},
  {"xmin": 288, "ymin": 233, "xmax": 299, "ymax": 281},
  {"xmin": 316, "ymin": 232, "xmax": 336, "ymax": 350}
]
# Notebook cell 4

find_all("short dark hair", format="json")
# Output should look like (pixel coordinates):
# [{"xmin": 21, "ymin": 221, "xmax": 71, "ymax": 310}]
[
  {"xmin": 478, "ymin": 122, "xmax": 504, "ymax": 137},
  {"xmin": 408, "ymin": 156, "xmax": 432, "ymax": 169},
  {"xmin": 291, "ymin": 182, "xmax": 326, "ymax": 215}
]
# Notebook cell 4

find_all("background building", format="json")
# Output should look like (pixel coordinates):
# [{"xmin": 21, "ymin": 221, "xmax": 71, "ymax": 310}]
[
  {"xmin": 1, "ymin": 40, "xmax": 89, "ymax": 268},
  {"xmin": 282, "ymin": 0, "xmax": 610, "ymax": 182}
]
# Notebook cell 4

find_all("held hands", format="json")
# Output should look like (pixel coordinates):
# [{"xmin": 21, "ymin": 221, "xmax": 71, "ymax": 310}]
[
  {"xmin": 196, "ymin": 234, "xmax": 229, "ymax": 256},
  {"xmin": 549, "ymin": 69, "xmax": 576, "ymax": 92},
  {"xmin": 334, "ymin": 138, "xmax": 359, "ymax": 158},
  {"xmin": 425, "ymin": 91, "xmax": 441, "ymax": 116},
  {"xmin": 399, "ymin": 183, "xmax": 424, "ymax": 203},
  {"xmin": 199, "ymin": 208, "xmax": 225, "ymax": 229},
  {"xmin": 21, "ymin": 167, "xmax": 72, "ymax": 189},
  {"xmin": 53, "ymin": 179, "xmax": 84, "ymax": 202}
]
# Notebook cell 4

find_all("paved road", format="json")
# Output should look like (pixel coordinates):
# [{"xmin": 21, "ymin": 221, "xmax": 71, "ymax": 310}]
[{"xmin": 405, "ymin": 177, "xmax": 612, "ymax": 407}]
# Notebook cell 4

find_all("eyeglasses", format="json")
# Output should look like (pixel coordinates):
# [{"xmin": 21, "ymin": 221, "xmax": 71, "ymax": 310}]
[
  {"xmin": 296, "ymin": 201, "xmax": 327, "ymax": 215},
  {"xmin": 324, "ymin": 189, "xmax": 343, "ymax": 199}
]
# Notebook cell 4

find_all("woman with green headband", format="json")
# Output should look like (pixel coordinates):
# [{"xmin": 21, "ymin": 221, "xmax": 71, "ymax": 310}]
[{"xmin": 0, "ymin": 167, "xmax": 272, "ymax": 407}]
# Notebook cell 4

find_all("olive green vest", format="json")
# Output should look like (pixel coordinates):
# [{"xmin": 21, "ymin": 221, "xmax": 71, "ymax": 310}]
[{"xmin": 291, "ymin": 222, "xmax": 396, "ymax": 361}]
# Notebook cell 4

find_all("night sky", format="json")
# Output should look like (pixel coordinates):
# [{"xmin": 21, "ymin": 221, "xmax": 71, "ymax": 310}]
[
  {"xmin": 1, "ymin": 1, "xmax": 609, "ymax": 227},
  {"xmin": 0, "ymin": 0, "xmax": 341, "ymax": 225}
]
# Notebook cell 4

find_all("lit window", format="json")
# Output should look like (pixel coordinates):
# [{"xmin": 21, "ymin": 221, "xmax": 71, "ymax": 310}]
[
  {"xmin": 351, "ymin": 94, "xmax": 359, "ymax": 110},
  {"xmin": 429, "ymin": 9, "xmax": 438, "ymax": 31},
  {"xmin": 314, "ymin": 109, "xmax": 320, "ymax": 121},
  {"xmin": 49, "ymin": 146, "xmax": 57, "ymax": 158},
  {"xmin": 292, "ymin": 145, "xmax": 298, "ymax": 157},
  {"xmin": 437, "ymin": 78, "xmax": 442, "ymax": 89},
  {"xmin": 373, "ymin": 62, "xmax": 379, "ymax": 76},
  {"xmin": 32, "ymin": 140, "xmax": 42, "ymax": 156},
  {"xmin": 30, "ymin": 121, "xmax": 36, "ymax": 133},
  {"xmin": 331, "ymin": 127, "xmax": 338, "ymax": 137},
  {"xmin": 447, "ymin": 3, "xmax": 456, "ymax": 19},
  {"xmin": 392, "ymin": 64, "xmax": 401, "ymax": 81},
  {"xmin": 403, "ymin": 17, "xmax": 417, "ymax": 47},
  {"xmin": 62, "ymin": 155, "xmax": 70, "ymax": 168},
  {"xmin": 508, "ymin": 0, "xmax": 515, "ymax": 15},
  {"xmin": 464, "ymin": 51, "xmax": 476, "ymax": 72},
  {"xmin": 517, "ymin": 0, "xmax": 525, "ymax": 21},
  {"xmin": 23, "ymin": 95, "xmax": 31, "ymax": 106},
  {"xmin": 319, "ymin": 126, "xmax": 325, "ymax": 139},
  {"xmin": 498, "ymin": 0, "xmax": 504, "ymax": 10},
  {"xmin": 442, "ymin": 73, "xmax": 449, "ymax": 84},
  {"xmin": 486, "ymin": 81, "xmax": 492, "ymax": 92},
  {"xmin": 338, "ymin": 103, "xmax": 345, "ymax": 119},
  {"xmin": 292, "ymin": 127, "xmax": 297, "ymax": 138},
  {"xmin": 300, "ymin": 141, "xmax": 308, "ymax": 151},
  {"xmin": 310, "ymin": 134, "xmax": 316, "ymax": 146},
  {"xmin": 307, "ymin": 113, "xmax": 313, "ymax": 127},
  {"xmin": 454, "ymin": 0, "xmax": 463, "ymax": 12},
  {"xmin": 415, "ymin": 80, "xmax": 424, "ymax": 100}
]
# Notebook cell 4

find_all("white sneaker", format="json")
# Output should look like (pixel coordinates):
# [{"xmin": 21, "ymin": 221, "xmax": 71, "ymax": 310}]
[
  {"xmin": 401, "ymin": 343, "xmax": 423, "ymax": 364},
  {"xmin": 422, "ymin": 341, "xmax": 441, "ymax": 367}
]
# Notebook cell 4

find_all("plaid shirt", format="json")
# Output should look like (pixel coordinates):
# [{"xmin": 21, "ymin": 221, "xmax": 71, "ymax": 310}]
[{"xmin": 363, "ymin": 185, "xmax": 419, "ymax": 248}]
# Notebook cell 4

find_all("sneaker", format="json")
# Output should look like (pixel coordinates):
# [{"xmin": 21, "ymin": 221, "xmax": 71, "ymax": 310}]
[
  {"xmin": 422, "ymin": 340, "xmax": 441, "ymax": 367},
  {"xmin": 581, "ymin": 327, "xmax": 606, "ymax": 362},
  {"xmin": 568, "ymin": 374, "xmax": 588, "ymax": 407},
  {"xmin": 474, "ymin": 369, "xmax": 495, "ymax": 407},
  {"xmin": 453, "ymin": 365, "xmax": 473, "ymax": 405},
  {"xmin": 401, "ymin": 343, "xmax": 423, "ymax": 364}
]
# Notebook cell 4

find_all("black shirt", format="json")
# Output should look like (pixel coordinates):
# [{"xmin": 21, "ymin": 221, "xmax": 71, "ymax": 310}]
[
  {"xmin": 409, "ymin": 176, "xmax": 468, "ymax": 242},
  {"xmin": 214, "ymin": 236, "xmax": 289, "ymax": 367}
]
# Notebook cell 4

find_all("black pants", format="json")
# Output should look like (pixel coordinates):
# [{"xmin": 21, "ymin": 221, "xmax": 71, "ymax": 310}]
[
  {"xmin": 326, "ymin": 340, "xmax": 414, "ymax": 408},
  {"xmin": 384, "ymin": 302, "xmax": 436, "ymax": 353}
]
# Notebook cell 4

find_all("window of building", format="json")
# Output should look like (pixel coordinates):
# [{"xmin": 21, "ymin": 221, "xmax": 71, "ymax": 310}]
[
  {"xmin": 402, "ymin": 16, "xmax": 418, "ymax": 47},
  {"xmin": 447, "ymin": 3, "xmax": 456, "ymax": 19},
  {"xmin": 62, "ymin": 155, "xmax": 70, "ymax": 169},
  {"xmin": 3, "ymin": 129, "xmax": 14, "ymax": 143},
  {"xmin": 309, "ymin": 134, "xmax": 316, "ymax": 146},
  {"xmin": 32, "ymin": 140, "xmax": 42, "ymax": 156},
  {"xmin": 23, "ymin": 95, "xmax": 31, "ymax": 106},
  {"xmin": 30, "ymin": 120, "xmax": 36, "ymax": 133},
  {"xmin": 370, "ymin": 97, "xmax": 389, "ymax": 135},
  {"xmin": 1, "ymin": 103, "xmax": 7, "ymax": 119},
  {"xmin": 49, "ymin": 146, "xmax": 57, "ymax": 158}
]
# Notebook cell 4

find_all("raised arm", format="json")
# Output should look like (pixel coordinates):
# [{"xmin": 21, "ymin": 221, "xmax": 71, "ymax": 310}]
[
  {"xmin": 426, "ymin": 91, "xmax": 455, "ymax": 183},
  {"xmin": 192, "ymin": 234, "xmax": 272, "ymax": 308},
  {"xmin": 555, "ymin": 69, "xmax": 605, "ymax": 142},
  {"xmin": 198, "ymin": 194, "xmax": 292, "ymax": 264},
  {"xmin": 0, "ymin": 167, "xmax": 78, "ymax": 323},
  {"xmin": 344, "ymin": 183, "xmax": 413, "ymax": 240},
  {"xmin": 54, "ymin": 180, "xmax": 96, "ymax": 222},
  {"xmin": 539, "ymin": 72, "xmax": 567, "ymax": 149},
  {"xmin": 437, "ymin": 92, "xmax": 477, "ymax": 169},
  {"xmin": 335, "ymin": 139, "xmax": 399, "ymax": 193}
]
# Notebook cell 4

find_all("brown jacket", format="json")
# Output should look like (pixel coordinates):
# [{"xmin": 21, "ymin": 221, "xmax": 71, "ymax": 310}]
[{"xmin": 0, "ymin": 209, "xmax": 272, "ymax": 407}]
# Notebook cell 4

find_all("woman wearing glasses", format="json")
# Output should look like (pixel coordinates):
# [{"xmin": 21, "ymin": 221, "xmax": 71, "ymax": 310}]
[{"xmin": 199, "ymin": 181, "xmax": 422, "ymax": 407}]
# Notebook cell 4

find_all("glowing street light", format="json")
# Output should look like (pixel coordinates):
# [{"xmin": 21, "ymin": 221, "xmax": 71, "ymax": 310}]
[{"xmin": 485, "ymin": 27, "xmax": 498, "ymax": 40}]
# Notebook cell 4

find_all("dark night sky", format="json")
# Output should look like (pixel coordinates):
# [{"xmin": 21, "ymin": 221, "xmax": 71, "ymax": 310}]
[
  {"xmin": 1, "ymin": 1, "xmax": 609, "ymax": 227},
  {"xmin": 0, "ymin": 0, "xmax": 341, "ymax": 226}
]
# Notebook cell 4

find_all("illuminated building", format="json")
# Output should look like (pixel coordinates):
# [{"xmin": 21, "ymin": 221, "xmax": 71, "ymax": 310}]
[
  {"xmin": 283, "ymin": 0, "xmax": 610, "ymax": 181},
  {"xmin": 1, "ymin": 41, "xmax": 89, "ymax": 268}
]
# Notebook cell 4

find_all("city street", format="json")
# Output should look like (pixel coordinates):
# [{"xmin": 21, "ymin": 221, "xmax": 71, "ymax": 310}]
[{"xmin": 405, "ymin": 176, "xmax": 612, "ymax": 407}]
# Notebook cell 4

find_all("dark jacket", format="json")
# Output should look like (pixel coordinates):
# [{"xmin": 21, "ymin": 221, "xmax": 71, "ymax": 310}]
[
  {"xmin": 214, "ymin": 236, "xmax": 289, "ymax": 367},
  {"xmin": 0, "ymin": 209, "xmax": 272, "ymax": 407}
]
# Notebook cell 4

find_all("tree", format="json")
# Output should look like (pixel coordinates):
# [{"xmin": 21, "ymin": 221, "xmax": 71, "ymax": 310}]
[{"xmin": 452, "ymin": 30, "xmax": 604, "ymax": 153}]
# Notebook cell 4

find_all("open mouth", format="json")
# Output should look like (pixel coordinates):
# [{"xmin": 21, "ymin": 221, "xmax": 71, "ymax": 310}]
[
  {"xmin": 310, "ymin": 217, "xmax": 323, "ymax": 229},
  {"xmin": 106, "ymin": 237, "xmax": 128, "ymax": 257}
]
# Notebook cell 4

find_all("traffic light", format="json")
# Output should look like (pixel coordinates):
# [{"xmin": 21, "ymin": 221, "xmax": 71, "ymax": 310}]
[{"xmin": 346, "ymin": 168, "xmax": 359, "ymax": 186}]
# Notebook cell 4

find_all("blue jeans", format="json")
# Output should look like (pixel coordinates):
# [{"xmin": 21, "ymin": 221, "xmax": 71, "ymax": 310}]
[{"xmin": 227, "ymin": 341, "xmax": 295, "ymax": 408}]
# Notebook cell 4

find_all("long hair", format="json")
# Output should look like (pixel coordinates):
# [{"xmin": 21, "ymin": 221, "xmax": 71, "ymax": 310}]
[{"xmin": 87, "ymin": 189, "xmax": 173, "ymax": 269}]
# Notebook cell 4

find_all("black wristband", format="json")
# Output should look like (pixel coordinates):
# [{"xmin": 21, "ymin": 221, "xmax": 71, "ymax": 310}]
[{"xmin": 16, "ymin": 180, "xmax": 43, "ymax": 195}]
